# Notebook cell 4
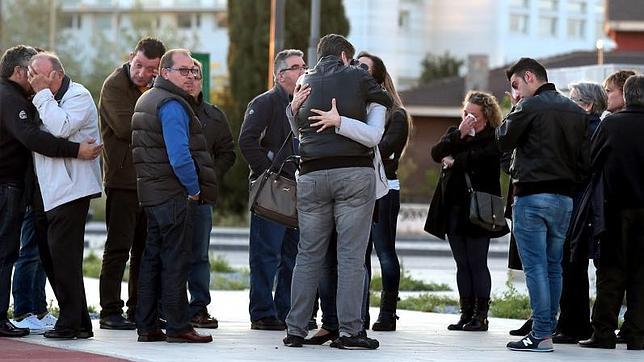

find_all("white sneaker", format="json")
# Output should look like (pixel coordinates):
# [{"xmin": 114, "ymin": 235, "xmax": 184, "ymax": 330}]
[
  {"xmin": 11, "ymin": 314, "xmax": 47, "ymax": 335},
  {"xmin": 37, "ymin": 313, "xmax": 58, "ymax": 330}
]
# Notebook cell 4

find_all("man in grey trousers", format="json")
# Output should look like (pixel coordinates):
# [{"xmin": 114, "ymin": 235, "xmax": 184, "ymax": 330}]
[{"xmin": 282, "ymin": 34, "xmax": 392, "ymax": 349}]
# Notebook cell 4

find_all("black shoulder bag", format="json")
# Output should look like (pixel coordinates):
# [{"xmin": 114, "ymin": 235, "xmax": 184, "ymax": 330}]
[
  {"xmin": 465, "ymin": 172, "xmax": 507, "ymax": 232},
  {"xmin": 248, "ymin": 131, "xmax": 299, "ymax": 228}
]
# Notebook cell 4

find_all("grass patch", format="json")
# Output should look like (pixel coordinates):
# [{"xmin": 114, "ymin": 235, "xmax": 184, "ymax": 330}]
[
  {"xmin": 489, "ymin": 275, "xmax": 531, "ymax": 320},
  {"xmin": 210, "ymin": 254, "xmax": 237, "ymax": 273},
  {"xmin": 371, "ymin": 267, "xmax": 451, "ymax": 292},
  {"xmin": 83, "ymin": 251, "xmax": 103, "ymax": 279},
  {"xmin": 371, "ymin": 292, "xmax": 459, "ymax": 313}
]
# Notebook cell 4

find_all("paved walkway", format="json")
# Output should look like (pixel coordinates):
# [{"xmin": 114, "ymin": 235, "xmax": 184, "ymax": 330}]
[{"xmin": 10, "ymin": 279, "xmax": 642, "ymax": 362}]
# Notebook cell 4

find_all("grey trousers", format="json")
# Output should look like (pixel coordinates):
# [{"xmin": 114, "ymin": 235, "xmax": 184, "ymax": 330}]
[{"xmin": 286, "ymin": 167, "xmax": 376, "ymax": 337}]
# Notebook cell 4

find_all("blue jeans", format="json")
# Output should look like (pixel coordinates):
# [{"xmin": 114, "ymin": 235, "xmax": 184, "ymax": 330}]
[
  {"xmin": 368, "ymin": 189, "xmax": 401, "ymax": 292},
  {"xmin": 136, "ymin": 196, "xmax": 195, "ymax": 336},
  {"xmin": 513, "ymin": 193, "xmax": 573, "ymax": 339},
  {"xmin": 248, "ymin": 213, "xmax": 299, "ymax": 322},
  {"xmin": 12, "ymin": 207, "xmax": 47, "ymax": 318},
  {"xmin": 0, "ymin": 184, "xmax": 24, "ymax": 322},
  {"xmin": 188, "ymin": 204, "xmax": 212, "ymax": 317}
]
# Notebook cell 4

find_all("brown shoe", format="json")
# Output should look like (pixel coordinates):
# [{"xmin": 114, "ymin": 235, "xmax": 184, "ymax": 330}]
[
  {"xmin": 166, "ymin": 328, "xmax": 212, "ymax": 343},
  {"xmin": 191, "ymin": 310, "xmax": 219, "ymax": 329},
  {"xmin": 138, "ymin": 329, "xmax": 167, "ymax": 342}
]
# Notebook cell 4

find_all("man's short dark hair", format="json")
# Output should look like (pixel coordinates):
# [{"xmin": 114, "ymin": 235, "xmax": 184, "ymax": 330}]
[
  {"xmin": 160, "ymin": 49, "xmax": 191, "ymax": 70},
  {"xmin": 506, "ymin": 57, "xmax": 548, "ymax": 82},
  {"xmin": 624, "ymin": 74, "xmax": 644, "ymax": 107},
  {"xmin": 0, "ymin": 45, "xmax": 37, "ymax": 79},
  {"xmin": 134, "ymin": 37, "xmax": 166, "ymax": 60},
  {"xmin": 317, "ymin": 34, "xmax": 355, "ymax": 59}
]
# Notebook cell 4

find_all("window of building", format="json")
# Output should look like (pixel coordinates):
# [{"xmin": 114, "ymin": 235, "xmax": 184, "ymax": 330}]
[
  {"xmin": 509, "ymin": 14, "xmax": 529, "ymax": 34},
  {"xmin": 195, "ymin": 14, "xmax": 201, "ymax": 28},
  {"xmin": 177, "ymin": 13, "xmax": 192, "ymax": 29},
  {"xmin": 61, "ymin": 13, "xmax": 82, "ymax": 29},
  {"xmin": 567, "ymin": 18, "xmax": 585, "ymax": 38},
  {"xmin": 95, "ymin": 14, "xmax": 112, "ymax": 30},
  {"xmin": 399, "ymin": 10, "xmax": 410, "ymax": 30},
  {"xmin": 539, "ymin": 16, "xmax": 557, "ymax": 37},
  {"xmin": 538, "ymin": 0, "xmax": 558, "ymax": 11},
  {"xmin": 567, "ymin": 0, "xmax": 586, "ymax": 14},
  {"xmin": 510, "ymin": 0, "xmax": 529, "ymax": 8}
]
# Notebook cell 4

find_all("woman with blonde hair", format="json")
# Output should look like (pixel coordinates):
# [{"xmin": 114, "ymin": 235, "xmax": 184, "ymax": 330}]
[{"xmin": 425, "ymin": 91, "xmax": 508, "ymax": 332}]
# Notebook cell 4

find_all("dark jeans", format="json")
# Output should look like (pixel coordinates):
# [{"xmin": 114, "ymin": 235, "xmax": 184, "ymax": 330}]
[
  {"xmin": 12, "ymin": 207, "xmax": 47, "ymax": 317},
  {"xmin": 0, "ymin": 184, "xmax": 24, "ymax": 322},
  {"xmin": 248, "ymin": 213, "xmax": 299, "ymax": 322},
  {"xmin": 46, "ymin": 197, "xmax": 92, "ymax": 332},
  {"xmin": 556, "ymin": 237, "xmax": 592, "ymax": 337},
  {"xmin": 591, "ymin": 208, "xmax": 644, "ymax": 340},
  {"xmin": 136, "ymin": 196, "xmax": 195, "ymax": 336},
  {"xmin": 188, "ymin": 204, "xmax": 212, "ymax": 317},
  {"xmin": 447, "ymin": 207, "xmax": 491, "ymax": 299},
  {"xmin": 367, "ymin": 189, "xmax": 401, "ymax": 293},
  {"xmin": 99, "ymin": 188, "xmax": 146, "ymax": 319}
]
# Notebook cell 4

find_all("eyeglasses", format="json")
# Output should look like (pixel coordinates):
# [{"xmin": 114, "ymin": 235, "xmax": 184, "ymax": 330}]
[
  {"xmin": 165, "ymin": 67, "xmax": 201, "ymax": 77},
  {"xmin": 280, "ymin": 64, "xmax": 307, "ymax": 73}
]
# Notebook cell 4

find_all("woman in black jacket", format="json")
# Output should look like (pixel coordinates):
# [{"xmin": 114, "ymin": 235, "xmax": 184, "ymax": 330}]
[
  {"xmin": 358, "ymin": 51, "xmax": 411, "ymax": 331},
  {"xmin": 425, "ymin": 91, "xmax": 506, "ymax": 331}
]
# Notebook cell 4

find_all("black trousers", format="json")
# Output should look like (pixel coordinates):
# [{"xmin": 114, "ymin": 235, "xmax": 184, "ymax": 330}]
[
  {"xmin": 591, "ymin": 208, "xmax": 644, "ymax": 340},
  {"xmin": 0, "ymin": 184, "xmax": 24, "ymax": 321},
  {"xmin": 99, "ymin": 188, "xmax": 146, "ymax": 319},
  {"xmin": 556, "ymin": 238, "xmax": 592, "ymax": 337},
  {"xmin": 46, "ymin": 197, "xmax": 92, "ymax": 332}
]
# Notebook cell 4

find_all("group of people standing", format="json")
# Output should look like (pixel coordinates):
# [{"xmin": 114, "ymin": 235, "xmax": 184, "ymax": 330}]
[
  {"xmin": 0, "ymin": 38, "xmax": 235, "ymax": 343},
  {"xmin": 1, "ymin": 32, "xmax": 642, "ymax": 354},
  {"xmin": 427, "ymin": 58, "xmax": 644, "ymax": 352}
]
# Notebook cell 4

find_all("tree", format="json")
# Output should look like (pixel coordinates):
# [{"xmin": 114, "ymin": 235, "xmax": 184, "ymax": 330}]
[
  {"xmin": 221, "ymin": 0, "xmax": 349, "ymax": 217},
  {"xmin": 419, "ymin": 51, "xmax": 464, "ymax": 84}
]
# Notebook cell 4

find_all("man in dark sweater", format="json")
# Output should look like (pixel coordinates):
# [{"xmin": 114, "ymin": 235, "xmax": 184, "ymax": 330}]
[
  {"xmin": 98, "ymin": 38, "xmax": 165, "ymax": 330},
  {"xmin": 497, "ymin": 58, "xmax": 588, "ymax": 352},
  {"xmin": 0, "ymin": 45, "xmax": 101, "ymax": 338},
  {"xmin": 579, "ymin": 74, "xmax": 644, "ymax": 351},
  {"xmin": 184, "ymin": 59, "xmax": 236, "ymax": 328}
]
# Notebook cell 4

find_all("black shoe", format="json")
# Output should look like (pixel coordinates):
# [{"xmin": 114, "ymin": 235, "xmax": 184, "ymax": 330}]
[
  {"xmin": 77, "ymin": 330, "xmax": 94, "ymax": 339},
  {"xmin": 100, "ymin": 314, "xmax": 136, "ymax": 330},
  {"xmin": 191, "ymin": 310, "xmax": 219, "ymax": 329},
  {"xmin": 579, "ymin": 335, "xmax": 616, "ymax": 349},
  {"xmin": 552, "ymin": 332, "xmax": 582, "ymax": 344},
  {"xmin": 448, "ymin": 297, "xmax": 474, "ymax": 331},
  {"xmin": 307, "ymin": 318, "xmax": 318, "ymax": 331},
  {"xmin": 251, "ymin": 317, "xmax": 286, "ymax": 331},
  {"xmin": 330, "ymin": 331, "xmax": 379, "ymax": 350},
  {"xmin": 0, "ymin": 321, "xmax": 29, "ymax": 337},
  {"xmin": 283, "ymin": 334, "xmax": 304, "ymax": 347},
  {"xmin": 507, "ymin": 332, "xmax": 554, "ymax": 352},
  {"xmin": 509, "ymin": 318, "xmax": 533, "ymax": 336},
  {"xmin": 303, "ymin": 329, "xmax": 339, "ymax": 345},
  {"xmin": 44, "ymin": 328, "xmax": 78, "ymax": 339}
]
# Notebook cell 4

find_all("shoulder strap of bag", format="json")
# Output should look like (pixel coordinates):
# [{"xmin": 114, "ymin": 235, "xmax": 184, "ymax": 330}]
[
  {"xmin": 464, "ymin": 172, "xmax": 474, "ymax": 193},
  {"xmin": 268, "ymin": 130, "xmax": 295, "ymax": 172}
]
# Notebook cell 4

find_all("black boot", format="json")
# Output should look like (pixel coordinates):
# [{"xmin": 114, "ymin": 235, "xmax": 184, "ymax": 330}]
[
  {"xmin": 372, "ymin": 291, "xmax": 399, "ymax": 331},
  {"xmin": 463, "ymin": 298, "xmax": 489, "ymax": 331},
  {"xmin": 447, "ymin": 297, "xmax": 474, "ymax": 331},
  {"xmin": 509, "ymin": 318, "xmax": 533, "ymax": 336}
]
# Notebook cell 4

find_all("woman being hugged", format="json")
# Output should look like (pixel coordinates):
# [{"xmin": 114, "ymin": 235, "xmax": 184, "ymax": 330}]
[
  {"xmin": 357, "ymin": 51, "xmax": 412, "ymax": 331},
  {"xmin": 424, "ymin": 91, "xmax": 507, "ymax": 331}
]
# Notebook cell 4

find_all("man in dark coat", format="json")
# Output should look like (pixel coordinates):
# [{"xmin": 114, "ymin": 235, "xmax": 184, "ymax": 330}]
[{"xmin": 579, "ymin": 74, "xmax": 644, "ymax": 351}]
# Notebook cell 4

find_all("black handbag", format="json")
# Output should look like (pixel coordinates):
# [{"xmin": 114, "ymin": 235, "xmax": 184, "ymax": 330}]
[
  {"xmin": 465, "ymin": 173, "xmax": 507, "ymax": 232},
  {"xmin": 248, "ymin": 132, "xmax": 298, "ymax": 228}
]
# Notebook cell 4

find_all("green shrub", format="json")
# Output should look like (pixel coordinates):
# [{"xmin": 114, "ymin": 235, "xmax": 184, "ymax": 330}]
[
  {"xmin": 489, "ymin": 276, "xmax": 531, "ymax": 319},
  {"xmin": 371, "ymin": 292, "xmax": 459, "ymax": 313},
  {"xmin": 82, "ymin": 252, "xmax": 102, "ymax": 279},
  {"xmin": 210, "ymin": 254, "xmax": 237, "ymax": 273},
  {"xmin": 371, "ymin": 267, "xmax": 451, "ymax": 292}
]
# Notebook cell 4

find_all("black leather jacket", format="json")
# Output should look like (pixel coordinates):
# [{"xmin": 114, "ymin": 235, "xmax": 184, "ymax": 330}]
[
  {"xmin": 496, "ymin": 83, "xmax": 589, "ymax": 196},
  {"xmin": 296, "ymin": 55, "xmax": 392, "ymax": 173}
]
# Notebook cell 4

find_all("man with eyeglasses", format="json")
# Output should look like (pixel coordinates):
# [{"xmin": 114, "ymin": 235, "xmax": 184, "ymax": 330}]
[
  {"xmin": 98, "ymin": 37, "xmax": 166, "ymax": 331},
  {"xmin": 239, "ymin": 49, "xmax": 304, "ymax": 331},
  {"xmin": 131, "ymin": 48, "xmax": 216, "ymax": 343},
  {"xmin": 183, "ymin": 59, "xmax": 236, "ymax": 329},
  {"xmin": 496, "ymin": 57, "xmax": 588, "ymax": 352}
]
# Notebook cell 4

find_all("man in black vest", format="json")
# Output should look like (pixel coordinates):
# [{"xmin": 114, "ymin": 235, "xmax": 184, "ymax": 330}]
[
  {"xmin": 131, "ymin": 49, "xmax": 216, "ymax": 343},
  {"xmin": 282, "ymin": 34, "xmax": 392, "ymax": 349},
  {"xmin": 580, "ymin": 75, "xmax": 644, "ymax": 350}
]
